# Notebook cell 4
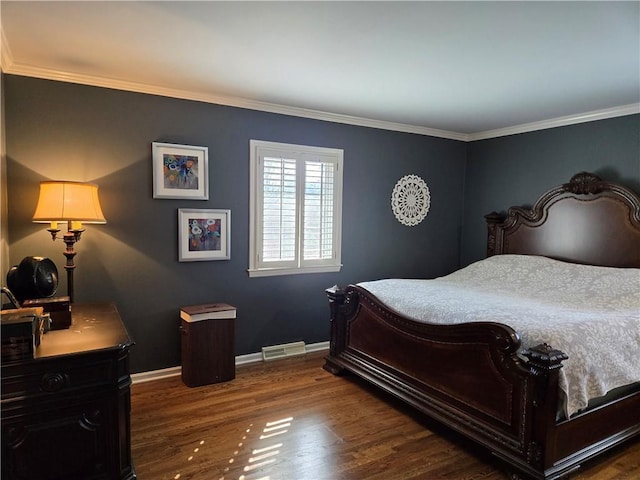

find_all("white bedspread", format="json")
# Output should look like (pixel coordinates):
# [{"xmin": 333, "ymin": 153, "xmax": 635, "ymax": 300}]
[{"xmin": 358, "ymin": 255, "xmax": 640, "ymax": 418}]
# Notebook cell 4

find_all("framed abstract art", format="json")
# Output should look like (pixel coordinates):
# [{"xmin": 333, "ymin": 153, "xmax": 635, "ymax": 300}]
[
  {"xmin": 178, "ymin": 208, "xmax": 231, "ymax": 261},
  {"xmin": 152, "ymin": 142, "xmax": 208, "ymax": 200}
]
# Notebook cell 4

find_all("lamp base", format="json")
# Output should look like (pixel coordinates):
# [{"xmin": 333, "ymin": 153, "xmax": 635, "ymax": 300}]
[{"xmin": 22, "ymin": 296, "xmax": 71, "ymax": 329}]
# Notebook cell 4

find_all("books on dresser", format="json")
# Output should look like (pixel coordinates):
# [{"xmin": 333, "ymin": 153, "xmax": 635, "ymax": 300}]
[{"xmin": 180, "ymin": 303, "xmax": 236, "ymax": 322}]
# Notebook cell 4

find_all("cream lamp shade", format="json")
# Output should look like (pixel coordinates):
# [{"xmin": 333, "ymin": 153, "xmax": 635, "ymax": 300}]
[
  {"xmin": 31, "ymin": 181, "xmax": 106, "ymax": 304},
  {"xmin": 32, "ymin": 181, "xmax": 106, "ymax": 225}
]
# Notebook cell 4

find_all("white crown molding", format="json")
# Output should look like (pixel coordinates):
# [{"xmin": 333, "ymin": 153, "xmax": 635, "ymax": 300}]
[
  {"xmin": 468, "ymin": 103, "xmax": 640, "ymax": 142},
  {"xmin": 2, "ymin": 59, "xmax": 637, "ymax": 143},
  {"xmin": 1, "ymin": 59, "xmax": 468, "ymax": 141}
]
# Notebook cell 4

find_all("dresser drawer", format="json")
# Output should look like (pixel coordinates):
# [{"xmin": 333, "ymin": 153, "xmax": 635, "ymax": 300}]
[{"xmin": 1, "ymin": 352, "xmax": 122, "ymax": 400}]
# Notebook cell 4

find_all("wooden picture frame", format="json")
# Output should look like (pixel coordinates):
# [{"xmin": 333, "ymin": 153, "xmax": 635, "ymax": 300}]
[
  {"xmin": 152, "ymin": 142, "xmax": 208, "ymax": 200},
  {"xmin": 178, "ymin": 209, "xmax": 230, "ymax": 261}
]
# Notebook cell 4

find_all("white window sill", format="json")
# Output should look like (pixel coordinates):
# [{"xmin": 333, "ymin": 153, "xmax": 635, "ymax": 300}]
[{"xmin": 248, "ymin": 265, "xmax": 342, "ymax": 278}]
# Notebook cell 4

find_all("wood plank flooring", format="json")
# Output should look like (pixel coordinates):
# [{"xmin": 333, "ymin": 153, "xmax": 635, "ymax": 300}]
[{"xmin": 130, "ymin": 351, "xmax": 640, "ymax": 480}]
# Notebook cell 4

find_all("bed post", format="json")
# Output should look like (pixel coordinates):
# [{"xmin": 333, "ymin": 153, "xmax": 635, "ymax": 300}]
[
  {"xmin": 485, "ymin": 212, "xmax": 505, "ymax": 256},
  {"xmin": 324, "ymin": 285, "xmax": 347, "ymax": 375},
  {"xmin": 521, "ymin": 343, "xmax": 568, "ymax": 472}
]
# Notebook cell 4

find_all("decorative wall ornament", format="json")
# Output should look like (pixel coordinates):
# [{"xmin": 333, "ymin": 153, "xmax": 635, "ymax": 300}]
[{"xmin": 391, "ymin": 174, "xmax": 431, "ymax": 226}]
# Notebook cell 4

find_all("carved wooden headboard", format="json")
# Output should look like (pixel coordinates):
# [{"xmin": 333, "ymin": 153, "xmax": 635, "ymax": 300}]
[{"xmin": 485, "ymin": 172, "xmax": 640, "ymax": 268}]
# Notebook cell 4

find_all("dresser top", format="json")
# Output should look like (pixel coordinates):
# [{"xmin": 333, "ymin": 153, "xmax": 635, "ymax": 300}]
[{"xmin": 35, "ymin": 302, "xmax": 133, "ymax": 359}]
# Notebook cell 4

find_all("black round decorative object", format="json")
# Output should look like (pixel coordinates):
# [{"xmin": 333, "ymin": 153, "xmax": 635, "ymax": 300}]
[{"xmin": 6, "ymin": 256, "xmax": 59, "ymax": 303}]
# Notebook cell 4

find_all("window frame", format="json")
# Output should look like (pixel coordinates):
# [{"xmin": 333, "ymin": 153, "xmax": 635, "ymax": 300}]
[{"xmin": 249, "ymin": 140, "xmax": 343, "ymax": 278}]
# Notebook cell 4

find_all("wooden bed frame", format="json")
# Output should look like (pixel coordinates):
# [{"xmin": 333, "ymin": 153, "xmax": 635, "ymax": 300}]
[{"xmin": 324, "ymin": 172, "xmax": 640, "ymax": 480}]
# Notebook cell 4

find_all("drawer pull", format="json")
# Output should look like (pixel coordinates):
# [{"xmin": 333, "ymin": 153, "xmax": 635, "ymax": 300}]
[{"xmin": 41, "ymin": 373, "xmax": 67, "ymax": 392}]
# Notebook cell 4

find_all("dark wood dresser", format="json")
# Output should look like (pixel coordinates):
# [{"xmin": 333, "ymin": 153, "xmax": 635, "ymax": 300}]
[{"xmin": 1, "ymin": 302, "xmax": 136, "ymax": 480}]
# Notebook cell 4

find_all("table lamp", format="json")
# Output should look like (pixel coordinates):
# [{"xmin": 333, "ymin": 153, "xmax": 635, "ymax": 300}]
[{"xmin": 32, "ymin": 181, "xmax": 106, "ymax": 302}]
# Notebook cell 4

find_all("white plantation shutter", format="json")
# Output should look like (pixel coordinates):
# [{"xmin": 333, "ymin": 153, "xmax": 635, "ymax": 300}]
[
  {"xmin": 250, "ymin": 141, "xmax": 343, "ymax": 277},
  {"xmin": 303, "ymin": 159, "xmax": 335, "ymax": 262},
  {"xmin": 262, "ymin": 156, "xmax": 297, "ymax": 263}
]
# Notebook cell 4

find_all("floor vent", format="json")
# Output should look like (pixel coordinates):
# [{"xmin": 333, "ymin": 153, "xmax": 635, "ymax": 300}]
[{"xmin": 261, "ymin": 341, "xmax": 306, "ymax": 362}]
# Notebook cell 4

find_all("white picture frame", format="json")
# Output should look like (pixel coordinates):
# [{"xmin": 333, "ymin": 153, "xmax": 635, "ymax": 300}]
[
  {"xmin": 178, "ymin": 208, "xmax": 231, "ymax": 261},
  {"xmin": 152, "ymin": 142, "xmax": 209, "ymax": 200}
]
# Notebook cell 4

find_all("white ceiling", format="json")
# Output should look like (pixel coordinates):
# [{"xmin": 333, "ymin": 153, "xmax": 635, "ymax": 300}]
[{"xmin": 1, "ymin": 1, "xmax": 639, "ymax": 140}]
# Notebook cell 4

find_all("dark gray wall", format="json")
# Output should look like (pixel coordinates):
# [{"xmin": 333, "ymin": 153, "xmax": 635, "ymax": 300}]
[
  {"xmin": 4, "ymin": 75, "xmax": 466, "ymax": 373},
  {"xmin": 6, "ymin": 76, "xmax": 638, "ymax": 374},
  {"xmin": 462, "ymin": 115, "xmax": 640, "ymax": 266}
]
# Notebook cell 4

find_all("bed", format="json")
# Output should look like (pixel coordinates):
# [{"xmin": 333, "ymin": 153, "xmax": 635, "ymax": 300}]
[{"xmin": 324, "ymin": 172, "xmax": 640, "ymax": 480}]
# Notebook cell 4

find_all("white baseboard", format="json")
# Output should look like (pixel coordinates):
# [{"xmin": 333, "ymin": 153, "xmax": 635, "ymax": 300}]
[
  {"xmin": 131, "ymin": 366, "xmax": 181, "ymax": 384},
  {"xmin": 131, "ymin": 341, "xmax": 329, "ymax": 384},
  {"xmin": 306, "ymin": 340, "xmax": 330, "ymax": 353}
]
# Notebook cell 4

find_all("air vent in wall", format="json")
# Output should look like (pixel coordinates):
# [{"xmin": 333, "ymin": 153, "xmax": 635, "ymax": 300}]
[{"xmin": 261, "ymin": 341, "xmax": 306, "ymax": 361}]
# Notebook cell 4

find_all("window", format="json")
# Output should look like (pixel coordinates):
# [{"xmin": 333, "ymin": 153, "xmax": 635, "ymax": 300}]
[{"xmin": 249, "ymin": 140, "xmax": 343, "ymax": 277}]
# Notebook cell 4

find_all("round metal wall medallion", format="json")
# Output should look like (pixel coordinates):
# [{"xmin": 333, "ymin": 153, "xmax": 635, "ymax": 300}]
[{"xmin": 391, "ymin": 175, "xmax": 431, "ymax": 226}]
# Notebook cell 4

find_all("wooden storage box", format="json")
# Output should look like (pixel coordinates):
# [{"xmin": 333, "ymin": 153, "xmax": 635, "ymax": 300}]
[
  {"xmin": 1, "ymin": 307, "xmax": 44, "ymax": 361},
  {"xmin": 23, "ymin": 296, "xmax": 71, "ymax": 329},
  {"xmin": 180, "ymin": 303, "xmax": 236, "ymax": 387}
]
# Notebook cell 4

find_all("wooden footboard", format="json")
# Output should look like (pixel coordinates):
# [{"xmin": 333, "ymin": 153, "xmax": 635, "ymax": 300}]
[{"xmin": 324, "ymin": 285, "xmax": 640, "ymax": 480}]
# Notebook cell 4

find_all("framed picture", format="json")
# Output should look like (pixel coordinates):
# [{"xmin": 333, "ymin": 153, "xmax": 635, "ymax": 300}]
[
  {"xmin": 152, "ymin": 142, "xmax": 209, "ymax": 200},
  {"xmin": 178, "ymin": 208, "xmax": 231, "ymax": 261}
]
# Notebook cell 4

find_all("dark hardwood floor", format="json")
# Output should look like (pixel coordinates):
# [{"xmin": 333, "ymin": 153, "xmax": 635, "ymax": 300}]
[{"xmin": 130, "ymin": 351, "xmax": 640, "ymax": 480}]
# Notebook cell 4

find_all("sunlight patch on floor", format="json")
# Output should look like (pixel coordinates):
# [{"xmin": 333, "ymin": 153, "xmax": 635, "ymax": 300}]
[
  {"xmin": 218, "ymin": 417, "xmax": 294, "ymax": 480},
  {"xmin": 173, "ymin": 439, "xmax": 206, "ymax": 479}
]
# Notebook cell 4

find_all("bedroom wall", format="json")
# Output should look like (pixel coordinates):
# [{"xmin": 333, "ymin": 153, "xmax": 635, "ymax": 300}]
[
  {"xmin": 461, "ymin": 114, "xmax": 640, "ymax": 266},
  {"xmin": 3, "ymin": 75, "xmax": 466, "ymax": 373}
]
